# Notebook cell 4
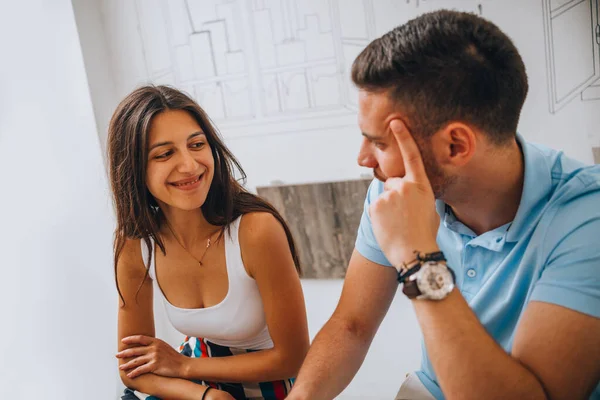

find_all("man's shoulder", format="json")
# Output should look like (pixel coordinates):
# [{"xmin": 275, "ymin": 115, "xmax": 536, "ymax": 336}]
[
  {"xmin": 524, "ymin": 140, "xmax": 600, "ymax": 214},
  {"xmin": 546, "ymin": 157, "xmax": 600, "ymax": 221},
  {"xmin": 545, "ymin": 185, "xmax": 600, "ymax": 234},
  {"xmin": 365, "ymin": 178, "xmax": 384, "ymax": 203},
  {"xmin": 356, "ymin": 178, "xmax": 393, "ymax": 267},
  {"xmin": 526, "ymin": 140, "xmax": 600, "ymax": 193},
  {"xmin": 540, "ymin": 164, "xmax": 600, "ymax": 254}
]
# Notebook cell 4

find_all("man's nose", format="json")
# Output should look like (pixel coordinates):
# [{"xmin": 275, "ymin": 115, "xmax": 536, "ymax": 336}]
[{"xmin": 357, "ymin": 143, "xmax": 377, "ymax": 168}]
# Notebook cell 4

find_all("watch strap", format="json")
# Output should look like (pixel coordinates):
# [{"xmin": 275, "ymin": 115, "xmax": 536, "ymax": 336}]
[
  {"xmin": 397, "ymin": 251, "xmax": 446, "ymax": 283},
  {"xmin": 402, "ymin": 279, "xmax": 421, "ymax": 299},
  {"xmin": 397, "ymin": 263, "xmax": 422, "ymax": 283}
]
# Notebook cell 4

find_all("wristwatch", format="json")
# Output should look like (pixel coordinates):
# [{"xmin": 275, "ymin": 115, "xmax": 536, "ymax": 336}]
[{"xmin": 402, "ymin": 261, "xmax": 456, "ymax": 300}]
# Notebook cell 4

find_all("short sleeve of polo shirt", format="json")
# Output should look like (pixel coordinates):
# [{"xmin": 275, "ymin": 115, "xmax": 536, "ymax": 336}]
[
  {"xmin": 531, "ymin": 191, "xmax": 600, "ymax": 318},
  {"xmin": 354, "ymin": 179, "xmax": 393, "ymax": 267}
]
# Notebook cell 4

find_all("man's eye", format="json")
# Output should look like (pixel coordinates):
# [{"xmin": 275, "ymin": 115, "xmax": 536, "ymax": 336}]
[{"xmin": 375, "ymin": 142, "xmax": 386, "ymax": 149}]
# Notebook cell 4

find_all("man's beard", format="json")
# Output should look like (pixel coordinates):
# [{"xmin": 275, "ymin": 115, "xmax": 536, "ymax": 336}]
[
  {"xmin": 373, "ymin": 169, "xmax": 386, "ymax": 182},
  {"xmin": 423, "ymin": 152, "xmax": 455, "ymax": 200}
]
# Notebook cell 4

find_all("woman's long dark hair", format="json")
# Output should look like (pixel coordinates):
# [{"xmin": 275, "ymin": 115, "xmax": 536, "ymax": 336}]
[{"xmin": 108, "ymin": 85, "xmax": 300, "ymax": 304}]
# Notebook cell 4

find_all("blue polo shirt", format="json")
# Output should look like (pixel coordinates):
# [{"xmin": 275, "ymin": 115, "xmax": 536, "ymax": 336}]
[{"xmin": 355, "ymin": 135, "xmax": 600, "ymax": 399}]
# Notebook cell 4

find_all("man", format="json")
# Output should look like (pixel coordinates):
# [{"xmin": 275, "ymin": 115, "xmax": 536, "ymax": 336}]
[{"xmin": 286, "ymin": 10, "xmax": 600, "ymax": 400}]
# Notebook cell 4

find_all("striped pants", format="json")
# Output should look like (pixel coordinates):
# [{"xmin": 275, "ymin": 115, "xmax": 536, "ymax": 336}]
[{"xmin": 122, "ymin": 336, "xmax": 294, "ymax": 400}]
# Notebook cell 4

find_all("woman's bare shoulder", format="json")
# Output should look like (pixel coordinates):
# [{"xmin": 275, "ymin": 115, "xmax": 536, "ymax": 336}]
[
  {"xmin": 238, "ymin": 212, "xmax": 285, "ymax": 244},
  {"xmin": 117, "ymin": 237, "xmax": 149, "ymax": 280},
  {"xmin": 238, "ymin": 212, "xmax": 292, "ymax": 276}
]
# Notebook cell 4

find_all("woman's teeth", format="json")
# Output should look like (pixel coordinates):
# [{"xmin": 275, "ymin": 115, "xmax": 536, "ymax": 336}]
[{"xmin": 174, "ymin": 176, "xmax": 200, "ymax": 186}]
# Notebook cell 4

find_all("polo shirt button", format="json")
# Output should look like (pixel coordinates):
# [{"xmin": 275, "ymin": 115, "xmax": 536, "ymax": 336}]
[{"xmin": 467, "ymin": 269, "xmax": 477, "ymax": 278}]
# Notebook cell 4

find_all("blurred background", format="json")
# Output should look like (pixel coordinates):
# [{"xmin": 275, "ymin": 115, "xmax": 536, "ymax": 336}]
[{"xmin": 1, "ymin": 0, "xmax": 598, "ymax": 399}]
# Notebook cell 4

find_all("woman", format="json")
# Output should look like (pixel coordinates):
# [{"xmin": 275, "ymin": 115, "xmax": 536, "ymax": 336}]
[{"xmin": 108, "ymin": 85, "xmax": 309, "ymax": 400}]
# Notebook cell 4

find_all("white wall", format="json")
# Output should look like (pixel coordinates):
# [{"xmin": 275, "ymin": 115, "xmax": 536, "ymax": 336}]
[
  {"xmin": 92, "ymin": 0, "xmax": 600, "ymax": 170},
  {"xmin": 73, "ymin": 1, "xmax": 600, "ymax": 399},
  {"xmin": 0, "ymin": 1, "xmax": 117, "ymax": 398},
  {"xmin": 71, "ymin": 0, "xmax": 119, "ymax": 157}
]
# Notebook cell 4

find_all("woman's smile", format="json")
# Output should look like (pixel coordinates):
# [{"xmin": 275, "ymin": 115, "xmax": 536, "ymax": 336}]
[{"xmin": 169, "ymin": 173, "xmax": 204, "ymax": 191}]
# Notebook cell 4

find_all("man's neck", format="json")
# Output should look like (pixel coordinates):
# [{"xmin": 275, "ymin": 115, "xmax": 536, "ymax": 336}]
[{"xmin": 445, "ymin": 139, "xmax": 524, "ymax": 236}]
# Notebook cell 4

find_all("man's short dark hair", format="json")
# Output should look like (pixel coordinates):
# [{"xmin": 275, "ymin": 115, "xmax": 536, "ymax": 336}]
[{"xmin": 351, "ymin": 10, "xmax": 528, "ymax": 144}]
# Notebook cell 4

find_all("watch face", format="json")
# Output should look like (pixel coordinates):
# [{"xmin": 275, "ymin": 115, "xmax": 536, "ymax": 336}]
[{"xmin": 417, "ymin": 262, "xmax": 454, "ymax": 300}]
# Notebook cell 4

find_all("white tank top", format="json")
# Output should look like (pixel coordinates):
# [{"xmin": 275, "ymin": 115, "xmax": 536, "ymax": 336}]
[{"xmin": 141, "ymin": 216, "xmax": 274, "ymax": 350}]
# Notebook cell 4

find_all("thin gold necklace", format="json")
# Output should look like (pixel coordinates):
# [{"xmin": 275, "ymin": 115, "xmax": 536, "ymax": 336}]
[{"xmin": 165, "ymin": 223, "xmax": 221, "ymax": 266}]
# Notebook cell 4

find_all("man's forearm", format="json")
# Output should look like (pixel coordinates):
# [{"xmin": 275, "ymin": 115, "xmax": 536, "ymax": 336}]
[
  {"xmin": 288, "ymin": 315, "xmax": 373, "ymax": 400},
  {"xmin": 414, "ymin": 289, "xmax": 546, "ymax": 400}
]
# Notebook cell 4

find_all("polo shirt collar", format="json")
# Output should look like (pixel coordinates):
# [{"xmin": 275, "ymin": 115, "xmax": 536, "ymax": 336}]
[
  {"xmin": 436, "ymin": 134, "xmax": 552, "ymax": 244},
  {"xmin": 505, "ymin": 134, "xmax": 552, "ymax": 242}
]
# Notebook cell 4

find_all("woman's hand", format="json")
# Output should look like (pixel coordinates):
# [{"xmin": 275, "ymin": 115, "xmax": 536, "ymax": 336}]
[{"xmin": 116, "ymin": 335, "xmax": 189, "ymax": 379}]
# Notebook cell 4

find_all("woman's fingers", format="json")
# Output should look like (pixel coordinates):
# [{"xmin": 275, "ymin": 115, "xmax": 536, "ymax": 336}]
[
  {"xmin": 119, "ymin": 354, "xmax": 144, "ymax": 371},
  {"xmin": 116, "ymin": 346, "xmax": 148, "ymax": 359},
  {"xmin": 121, "ymin": 335, "xmax": 154, "ymax": 345},
  {"xmin": 126, "ymin": 360, "xmax": 154, "ymax": 378}
]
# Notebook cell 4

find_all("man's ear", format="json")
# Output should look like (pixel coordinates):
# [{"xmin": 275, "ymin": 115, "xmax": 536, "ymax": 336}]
[{"xmin": 434, "ymin": 122, "xmax": 477, "ymax": 167}]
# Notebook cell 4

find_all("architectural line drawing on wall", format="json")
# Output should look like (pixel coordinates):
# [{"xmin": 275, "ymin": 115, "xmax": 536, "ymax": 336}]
[
  {"xmin": 157, "ymin": 0, "xmax": 253, "ymax": 121},
  {"xmin": 130, "ymin": 0, "xmax": 496, "ymax": 139},
  {"xmin": 405, "ymin": 0, "xmax": 422, "ymax": 7},
  {"xmin": 394, "ymin": 0, "xmax": 484, "ymax": 14},
  {"xmin": 249, "ymin": 0, "xmax": 349, "ymax": 117},
  {"xmin": 542, "ymin": 0, "xmax": 600, "ymax": 113},
  {"xmin": 216, "ymin": 108, "xmax": 358, "ymax": 138},
  {"xmin": 129, "ymin": 0, "xmax": 383, "ymax": 137}
]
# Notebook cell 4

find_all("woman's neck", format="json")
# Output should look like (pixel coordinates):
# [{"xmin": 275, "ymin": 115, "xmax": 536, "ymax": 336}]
[{"xmin": 159, "ymin": 206, "xmax": 219, "ymax": 248}]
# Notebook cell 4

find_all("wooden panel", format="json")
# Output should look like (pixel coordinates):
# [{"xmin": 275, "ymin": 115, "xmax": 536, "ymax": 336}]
[
  {"xmin": 593, "ymin": 147, "xmax": 600, "ymax": 164},
  {"xmin": 257, "ymin": 179, "xmax": 372, "ymax": 279}
]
